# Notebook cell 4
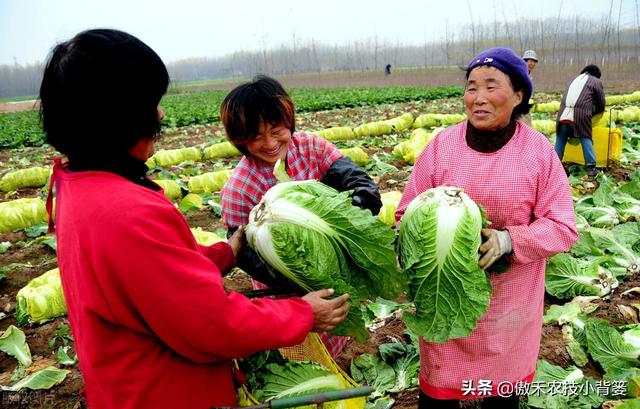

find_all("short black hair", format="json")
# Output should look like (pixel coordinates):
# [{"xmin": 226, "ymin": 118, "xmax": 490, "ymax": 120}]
[
  {"xmin": 39, "ymin": 29, "xmax": 169, "ymax": 162},
  {"xmin": 581, "ymin": 64, "xmax": 602, "ymax": 79},
  {"xmin": 220, "ymin": 75, "xmax": 295, "ymax": 156}
]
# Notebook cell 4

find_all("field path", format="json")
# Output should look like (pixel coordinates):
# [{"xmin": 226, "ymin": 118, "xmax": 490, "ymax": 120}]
[{"xmin": 0, "ymin": 99, "xmax": 39, "ymax": 113}]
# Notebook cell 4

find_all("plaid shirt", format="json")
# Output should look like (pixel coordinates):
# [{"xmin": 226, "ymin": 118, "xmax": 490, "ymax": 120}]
[{"xmin": 221, "ymin": 132, "xmax": 342, "ymax": 228}]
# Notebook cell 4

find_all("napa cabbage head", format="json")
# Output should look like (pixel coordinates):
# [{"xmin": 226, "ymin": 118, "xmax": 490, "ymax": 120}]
[
  {"xmin": 398, "ymin": 186, "xmax": 492, "ymax": 343},
  {"xmin": 246, "ymin": 180, "xmax": 405, "ymax": 341}
]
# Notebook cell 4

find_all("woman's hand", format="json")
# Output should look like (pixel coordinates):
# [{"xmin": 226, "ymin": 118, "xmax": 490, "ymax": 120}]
[
  {"xmin": 227, "ymin": 226, "xmax": 245, "ymax": 258},
  {"xmin": 478, "ymin": 228, "xmax": 512, "ymax": 269},
  {"xmin": 302, "ymin": 289, "xmax": 350, "ymax": 332}
]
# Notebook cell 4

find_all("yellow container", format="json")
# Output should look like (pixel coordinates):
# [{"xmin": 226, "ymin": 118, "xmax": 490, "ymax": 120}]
[
  {"xmin": 562, "ymin": 127, "xmax": 623, "ymax": 167},
  {"xmin": 237, "ymin": 333, "xmax": 365, "ymax": 409}
]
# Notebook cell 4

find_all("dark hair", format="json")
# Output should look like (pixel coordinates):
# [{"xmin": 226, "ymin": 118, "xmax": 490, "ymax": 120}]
[
  {"xmin": 220, "ymin": 75, "xmax": 295, "ymax": 156},
  {"xmin": 39, "ymin": 29, "xmax": 169, "ymax": 162},
  {"xmin": 581, "ymin": 64, "xmax": 602, "ymax": 79},
  {"xmin": 465, "ymin": 67, "xmax": 531, "ymax": 119},
  {"xmin": 508, "ymin": 74, "xmax": 531, "ymax": 118}
]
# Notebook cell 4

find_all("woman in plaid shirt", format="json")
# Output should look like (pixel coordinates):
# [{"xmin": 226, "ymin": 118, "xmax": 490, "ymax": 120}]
[{"xmin": 219, "ymin": 76, "xmax": 382, "ymax": 356}]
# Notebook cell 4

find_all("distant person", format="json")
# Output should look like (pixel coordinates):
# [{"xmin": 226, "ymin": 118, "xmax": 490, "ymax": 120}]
[
  {"xmin": 555, "ymin": 64, "xmax": 605, "ymax": 177},
  {"xmin": 385, "ymin": 63, "xmax": 392, "ymax": 76},
  {"xmin": 521, "ymin": 50, "xmax": 538, "ymax": 125},
  {"xmin": 522, "ymin": 50, "xmax": 538, "ymax": 75}
]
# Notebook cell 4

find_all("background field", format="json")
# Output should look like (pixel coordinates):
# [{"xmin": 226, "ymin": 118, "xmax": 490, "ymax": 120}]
[{"xmin": 1, "ymin": 73, "xmax": 640, "ymax": 408}]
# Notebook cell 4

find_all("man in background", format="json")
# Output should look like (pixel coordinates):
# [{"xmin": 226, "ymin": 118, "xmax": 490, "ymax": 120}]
[{"xmin": 520, "ymin": 50, "xmax": 539, "ymax": 125}]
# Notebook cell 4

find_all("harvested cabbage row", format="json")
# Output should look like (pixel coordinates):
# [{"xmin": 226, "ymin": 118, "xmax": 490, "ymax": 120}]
[
  {"xmin": 0, "ymin": 198, "xmax": 48, "ymax": 233},
  {"xmin": 203, "ymin": 142, "xmax": 242, "ymax": 159},
  {"xmin": 154, "ymin": 179, "xmax": 183, "ymax": 200},
  {"xmin": 316, "ymin": 127, "xmax": 356, "ymax": 142},
  {"xmin": 0, "ymin": 167, "xmax": 50, "ymax": 192},
  {"xmin": 146, "ymin": 147, "xmax": 202, "ymax": 168},
  {"xmin": 393, "ymin": 128, "xmax": 440, "ymax": 165},
  {"xmin": 188, "ymin": 170, "xmax": 231, "ymax": 193},
  {"xmin": 532, "ymin": 101, "xmax": 561, "ymax": 113},
  {"xmin": 383, "ymin": 113, "xmax": 414, "ymax": 132},
  {"xmin": 606, "ymin": 92, "xmax": 640, "ymax": 105},
  {"xmin": 246, "ymin": 180, "xmax": 406, "ymax": 341},
  {"xmin": 16, "ymin": 268, "xmax": 67, "ymax": 325},
  {"xmin": 354, "ymin": 122, "xmax": 392, "ymax": 138},
  {"xmin": 398, "ymin": 186, "xmax": 492, "ymax": 343},
  {"xmin": 339, "ymin": 147, "xmax": 369, "ymax": 166},
  {"xmin": 412, "ymin": 113, "xmax": 465, "ymax": 129},
  {"xmin": 532, "ymin": 120, "xmax": 556, "ymax": 136},
  {"xmin": 611, "ymin": 106, "xmax": 640, "ymax": 124},
  {"xmin": 354, "ymin": 113, "xmax": 414, "ymax": 137}
]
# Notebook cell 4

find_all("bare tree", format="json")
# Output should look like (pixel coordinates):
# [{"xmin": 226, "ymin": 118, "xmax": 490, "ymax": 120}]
[
  {"xmin": 466, "ymin": 0, "xmax": 477, "ymax": 55},
  {"xmin": 552, "ymin": 0, "xmax": 564, "ymax": 63},
  {"xmin": 636, "ymin": 0, "xmax": 640, "ymax": 64},
  {"xmin": 617, "ymin": 0, "xmax": 623, "ymax": 66}
]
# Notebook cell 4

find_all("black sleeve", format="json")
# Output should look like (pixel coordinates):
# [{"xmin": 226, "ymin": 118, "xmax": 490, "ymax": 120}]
[
  {"xmin": 226, "ymin": 227, "xmax": 301, "ymax": 292},
  {"xmin": 320, "ymin": 156, "xmax": 383, "ymax": 215}
]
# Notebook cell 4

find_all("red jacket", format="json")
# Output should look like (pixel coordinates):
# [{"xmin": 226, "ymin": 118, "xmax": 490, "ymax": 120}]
[{"xmin": 52, "ymin": 166, "xmax": 314, "ymax": 409}]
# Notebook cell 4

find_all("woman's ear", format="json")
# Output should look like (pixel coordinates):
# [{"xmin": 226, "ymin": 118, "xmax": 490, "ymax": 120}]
[
  {"xmin": 129, "ymin": 137, "xmax": 155, "ymax": 161},
  {"xmin": 513, "ymin": 90, "xmax": 524, "ymax": 108}
]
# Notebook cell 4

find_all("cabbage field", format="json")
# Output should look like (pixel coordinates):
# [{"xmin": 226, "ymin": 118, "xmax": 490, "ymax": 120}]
[{"xmin": 1, "ymin": 85, "xmax": 640, "ymax": 409}]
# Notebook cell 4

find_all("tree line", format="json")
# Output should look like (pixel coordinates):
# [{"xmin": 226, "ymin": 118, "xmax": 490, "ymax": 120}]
[{"xmin": 1, "ymin": 13, "xmax": 639, "ymax": 98}]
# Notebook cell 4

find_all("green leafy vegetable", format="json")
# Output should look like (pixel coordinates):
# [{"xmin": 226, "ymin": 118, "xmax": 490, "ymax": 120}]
[
  {"xmin": 350, "ymin": 354, "xmax": 396, "ymax": 398},
  {"xmin": 378, "ymin": 343, "xmax": 419, "ymax": 392},
  {"xmin": 0, "ymin": 325, "xmax": 32, "ymax": 367},
  {"xmin": 586, "ymin": 319, "xmax": 640, "ymax": 374},
  {"xmin": 246, "ymin": 180, "xmax": 405, "ymax": 340},
  {"xmin": 251, "ymin": 361, "xmax": 343, "ymax": 403},
  {"xmin": 545, "ymin": 253, "xmax": 618, "ymax": 298},
  {"xmin": 2, "ymin": 366, "xmax": 70, "ymax": 391},
  {"xmin": 398, "ymin": 186, "xmax": 491, "ymax": 343},
  {"xmin": 0, "ymin": 198, "xmax": 48, "ymax": 233},
  {"xmin": 0, "ymin": 167, "xmax": 50, "ymax": 192},
  {"xmin": 15, "ymin": 268, "xmax": 67, "ymax": 325}
]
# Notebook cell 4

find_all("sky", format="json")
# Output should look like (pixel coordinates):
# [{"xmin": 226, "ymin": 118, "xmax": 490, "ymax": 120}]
[{"xmin": 1, "ymin": 0, "xmax": 637, "ymax": 66}]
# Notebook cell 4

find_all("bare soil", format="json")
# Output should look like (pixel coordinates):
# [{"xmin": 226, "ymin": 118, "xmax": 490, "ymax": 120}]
[
  {"xmin": 0, "ymin": 100, "xmax": 39, "ymax": 113},
  {"xmin": 177, "ymin": 65, "xmax": 640, "ymax": 94}
]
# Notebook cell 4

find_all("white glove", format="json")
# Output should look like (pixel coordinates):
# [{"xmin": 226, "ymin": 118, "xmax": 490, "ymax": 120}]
[{"xmin": 478, "ymin": 229, "xmax": 512, "ymax": 270}]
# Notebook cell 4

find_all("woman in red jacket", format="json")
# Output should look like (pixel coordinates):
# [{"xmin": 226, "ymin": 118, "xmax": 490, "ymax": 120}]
[{"xmin": 40, "ymin": 29, "xmax": 349, "ymax": 409}]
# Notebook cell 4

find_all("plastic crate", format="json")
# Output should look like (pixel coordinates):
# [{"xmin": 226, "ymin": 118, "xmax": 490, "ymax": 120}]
[{"xmin": 562, "ymin": 127, "xmax": 623, "ymax": 167}]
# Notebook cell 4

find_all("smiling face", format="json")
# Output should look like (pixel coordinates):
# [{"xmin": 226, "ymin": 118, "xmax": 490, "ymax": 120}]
[
  {"xmin": 464, "ymin": 66, "xmax": 523, "ymax": 131},
  {"xmin": 242, "ymin": 121, "xmax": 291, "ymax": 165},
  {"xmin": 526, "ymin": 59, "xmax": 537, "ymax": 73}
]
